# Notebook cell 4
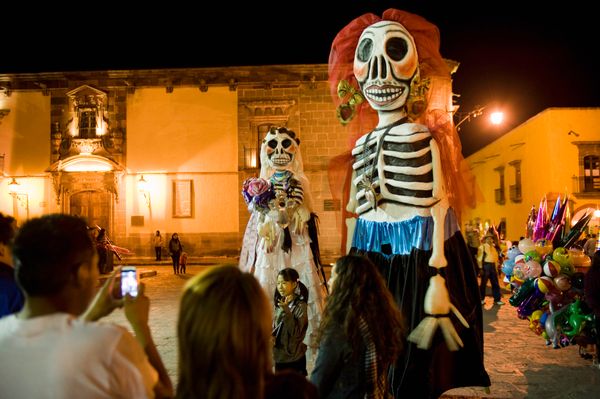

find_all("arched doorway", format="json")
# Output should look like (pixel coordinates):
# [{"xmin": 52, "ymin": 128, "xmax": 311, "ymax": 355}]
[{"xmin": 70, "ymin": 190, "xmax": 112, "ymax": 232}]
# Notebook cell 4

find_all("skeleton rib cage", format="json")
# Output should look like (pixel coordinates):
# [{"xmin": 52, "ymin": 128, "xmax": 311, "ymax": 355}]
[
  {"xmin": 351, "ymin": 125, "xmax": 439, "ymax": 215},
  {"xmin": 271, "ymin": 174, "xmax": 304, "ymax": 208}
]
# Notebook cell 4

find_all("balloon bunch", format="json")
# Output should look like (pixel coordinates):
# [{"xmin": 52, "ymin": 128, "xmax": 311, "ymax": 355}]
[{"xmin": 501, "ymin": 195, "xmax": 596, "ymax": 349}]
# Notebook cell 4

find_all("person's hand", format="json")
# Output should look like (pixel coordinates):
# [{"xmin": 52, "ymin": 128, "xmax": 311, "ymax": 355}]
[
  {"xmin": 277, "ymin": 295, "xmax": 292, "ymax": 312},
  {"xmin": 124, "ymin": 282, "xmax": 149, "ymax": 328},
  {"xmin": 81, "ymin": 268, "xmax": 123, "ymax": 322}
]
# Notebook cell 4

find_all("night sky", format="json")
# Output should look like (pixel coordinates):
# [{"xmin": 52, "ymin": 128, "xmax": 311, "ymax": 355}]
[{"xmin": 3, "ymin": 1, "xmax": 598, "ymax": 156}]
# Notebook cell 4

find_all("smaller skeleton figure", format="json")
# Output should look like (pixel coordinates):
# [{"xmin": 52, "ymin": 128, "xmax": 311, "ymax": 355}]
[{"xmin": 239, "ymin": 126, "xmax": 327, "ymax": 375}]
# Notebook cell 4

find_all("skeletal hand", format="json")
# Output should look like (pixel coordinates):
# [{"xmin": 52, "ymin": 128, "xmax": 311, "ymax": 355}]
[{"xmin": 407, "ymin": 275, "xmax": 469, "ymax": 351}]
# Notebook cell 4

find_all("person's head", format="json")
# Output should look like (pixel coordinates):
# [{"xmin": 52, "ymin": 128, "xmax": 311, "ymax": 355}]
[
  {"xmin": 274, "ymin": 268, "xmax": 308, "ymax": 304},
  {"xmin": 0, "ymin": 213, "xmax": 17, "ymax": 263},
  {"xmin": 97, "ymin": 228, "xmax": 106, "ymax": 240},
  {"xmin": 0, "ymin": 213, "xmax": 17, "ymax": 245},
  {"xmin": 12, "ymin": 214, "xmax": 98, "ymax": 314},
  {"xmin": 177, "ymin": 265, "xmax": 272, "ymax": 399},
  {"xmin": 172, "ymin": 233, "xmax": 179, "ymax": 240},
  {"xmin": 322, "ymin": 254, "xmax": 405, "ymax": 373}
]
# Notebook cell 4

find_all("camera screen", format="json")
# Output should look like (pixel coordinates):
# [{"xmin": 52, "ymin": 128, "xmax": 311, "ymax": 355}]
[{"xmin": 121, "ymin": 270, "xmax": 138, "ymax": 297}]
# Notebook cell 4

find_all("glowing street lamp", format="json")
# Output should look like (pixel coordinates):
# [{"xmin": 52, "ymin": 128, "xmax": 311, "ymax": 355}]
[{"xmin": 454, "ymin": 104, "xmax": 505, "ymax": 131}]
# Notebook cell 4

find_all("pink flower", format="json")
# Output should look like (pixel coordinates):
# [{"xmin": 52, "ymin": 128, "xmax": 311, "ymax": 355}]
[
  {"xmin": 244, "ymin": 178, "xmax": 271, "ymax": 196},
  {"xmin": 242, "ymin": 178, "xmax": 275, "ymax": 212}
]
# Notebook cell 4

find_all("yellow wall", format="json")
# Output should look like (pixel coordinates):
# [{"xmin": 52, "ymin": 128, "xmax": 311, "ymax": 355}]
[
  {"xmin": 126, "ymin": 87, "xmax": 239, "ymax": 234},
  {"xmin": 127, "ymin": 87, "xmax": 237, "ymax": 171},
  {"xmin": 0, "ymin": 92, "xmax": 52, "ymax": 220},
  {"xmin": 463, "ymin": 108, "xmax": 600, "ymax": 241}
]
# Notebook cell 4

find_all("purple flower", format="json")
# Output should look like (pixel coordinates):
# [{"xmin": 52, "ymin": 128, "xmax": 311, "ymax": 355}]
[{"xmin": 242, "ymin": 178, "xmax": 275, "ymax": 212}]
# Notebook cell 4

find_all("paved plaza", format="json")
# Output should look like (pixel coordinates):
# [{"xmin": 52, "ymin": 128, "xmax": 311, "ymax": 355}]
[{"xmin": 101, "ymin": 264, "xmax": 600, "ymax": 398}]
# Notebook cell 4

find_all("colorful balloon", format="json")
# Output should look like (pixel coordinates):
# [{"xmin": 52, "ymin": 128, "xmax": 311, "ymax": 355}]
[
  {"xmin": 535, "ymin": 276, "xmax": 556, "ymax": 294},
  {"xmin": 534, "ymin": 239, "xmax": 553, "ymax": 257},
  {"xmin": 543, "ymin": 259, "xmax": 561, "ymax": 278},
  {"xmin": 552, "ymin": 247, "xmax": 571, "ymax": 270},
  {"xmin": 512, "ymin": 263, "xmax": 526, "ymax": 280},
  {"xmin": 524, "ymin": 260, "xmax": 542, "ymax": 279},
  {"xmin": 507, "ymin": 246, "xmax": 522, "ymax": 260},
  {"xmin": 518, "ymin": 238, "xmax": 536, "ymax": 255},
  {"xmin": 553, "ymin": 274, "xmax": 572, "ymax": 291},
  {"xmin": 524, "ymin": 250, "xmax": 542, "ymax": 263}
]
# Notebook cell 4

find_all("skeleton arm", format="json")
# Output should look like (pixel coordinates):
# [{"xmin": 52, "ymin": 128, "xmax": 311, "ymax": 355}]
[
  {"xmin": 408, "ymin": 138, "xmax": 469, "ymax": 351},
  {"xmin": 346, "ymin": 170, "xmax": 359, "ymax": 253}
]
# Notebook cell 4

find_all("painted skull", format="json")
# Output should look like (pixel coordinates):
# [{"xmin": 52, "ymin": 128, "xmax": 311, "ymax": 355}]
[
  {"xmin": 354, "ymin": 20, "xmax": 419, "ymax": 112},
  {"xmin": 262, "ymin": 127, "xmax": 299, "ymax": 170}
]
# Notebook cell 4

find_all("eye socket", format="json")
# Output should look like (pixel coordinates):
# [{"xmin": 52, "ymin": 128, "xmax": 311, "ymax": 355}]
[
  {"xmin": 386, "ymin": 37, "xmax": 408, "ymax": 61},
  {"xmin": 282, "ymin": 139, "xmax": 292, "ymax": 148},
  {"xmin": 356, "ymin": 38, "xmax": 373, "ymax": 62},
  {"xmin": 267, "ymin": 139, "xmax": 278, "ymax": 149}
]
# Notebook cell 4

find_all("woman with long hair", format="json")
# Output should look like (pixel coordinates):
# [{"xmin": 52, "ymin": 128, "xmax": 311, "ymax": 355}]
[
  {"xmin": 176, "ymin": 265, "xmax": 273, "ymax": 399},
  {"xmin": 311, "ymin": 254, "xmax": 405, "ymax": 398}
]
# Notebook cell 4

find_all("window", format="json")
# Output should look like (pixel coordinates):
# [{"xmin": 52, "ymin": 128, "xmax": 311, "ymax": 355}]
[
  {"xmin": 494, "ymin": 166, "xmax": 505, "ymax": 205},
  {"xmin": 583, "ymin": 155, "xmax": 600, "ymax": 191},
  {"xmin": 509, "ymin": 160, "xmax": 522, "ymax": 203},
  {"xmin": 573, "ymin": 141, "xmax": 600, "ymax": 194},
  {"xmin": 78, "ymin": 109, "xmax": 97, "ymax": 138}
]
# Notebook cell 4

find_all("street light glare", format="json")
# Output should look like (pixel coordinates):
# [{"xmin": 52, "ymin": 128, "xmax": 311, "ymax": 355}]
[{"xmin": 489, "ymin": 111, "xmax": 504, "ymax": 125}]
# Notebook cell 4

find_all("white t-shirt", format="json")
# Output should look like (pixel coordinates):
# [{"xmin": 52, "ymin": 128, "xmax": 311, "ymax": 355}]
[{"xmin": 0, "ymin": 313, "xmax": 158, "ymax": 399}]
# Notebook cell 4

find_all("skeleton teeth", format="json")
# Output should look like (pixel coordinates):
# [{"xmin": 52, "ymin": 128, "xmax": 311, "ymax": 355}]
[{"xmin": 365, "ymin": 86, "xmax": 405, "ymax": 103}]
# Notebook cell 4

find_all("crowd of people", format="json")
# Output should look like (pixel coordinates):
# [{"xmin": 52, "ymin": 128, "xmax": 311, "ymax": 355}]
[
  {"xmin": 0, "ymin": 213, "xmax": 411, "ymax": 398},
  {"xmin": 1, "ymin": 211, "xmax": 598, "ymax": 398}
]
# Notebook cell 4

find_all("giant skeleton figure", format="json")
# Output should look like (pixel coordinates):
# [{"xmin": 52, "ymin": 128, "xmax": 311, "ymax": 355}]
[
  {"xmin": 239, "ymin": 127, "xmax": 327, "ymax": 374},
  {"xmin": 329, "ymin": 9, "xmax": 490, "ymax": 398}
]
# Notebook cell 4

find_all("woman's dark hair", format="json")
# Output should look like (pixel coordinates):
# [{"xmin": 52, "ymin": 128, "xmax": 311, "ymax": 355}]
[
  {"xmin": 12, "ymin": 214, "xmax": 94, "ymax": 296},
  {"xmin": 273, "ymin": 268, "xmax": 309, "ymax": 304},
  {"xmin": 319, "ymin": 255, "xmax": 405, "ymax": 379}
]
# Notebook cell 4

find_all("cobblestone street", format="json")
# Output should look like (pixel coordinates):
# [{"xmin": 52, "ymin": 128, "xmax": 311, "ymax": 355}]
[{"xmin": 101, "ymin": 265, "xmax": 600, "ymax": 398}]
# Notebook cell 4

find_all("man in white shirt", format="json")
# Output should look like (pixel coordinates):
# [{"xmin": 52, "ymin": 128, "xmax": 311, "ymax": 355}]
[
  {"xmin": 477, "ymin": 233, "xmax": 505, "ymax": 306},
  {"xmin": 0, "ymin": 214, "xmax": 173, "ymax": 399}
]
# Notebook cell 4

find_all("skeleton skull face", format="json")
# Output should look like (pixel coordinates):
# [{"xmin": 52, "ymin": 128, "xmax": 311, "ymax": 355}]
[
  {"xmin": 354, "ymin": 20, "xmax": 419, "ymax": 112},
  {"xmin": 262, "ymin": 127, "xmax": 299, "ymax": 170}
]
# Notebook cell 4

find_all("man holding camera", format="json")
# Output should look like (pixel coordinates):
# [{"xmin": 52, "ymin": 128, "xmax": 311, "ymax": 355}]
[{"xmin": 0, "ymin": 214, "xmax": 173, "ymax": 399}]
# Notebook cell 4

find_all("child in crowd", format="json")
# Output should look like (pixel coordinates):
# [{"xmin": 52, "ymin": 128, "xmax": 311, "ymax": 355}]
[
  {"xmin": 273, "ymin": 268, "xmax": 309, "ymax": 376},
  {"xmin": 179, "ymin": 252, "xmax": 188, "ymax": 274}
]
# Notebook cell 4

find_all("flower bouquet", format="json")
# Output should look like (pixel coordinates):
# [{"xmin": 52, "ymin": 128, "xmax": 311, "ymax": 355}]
[{"xmin": 242, "ymin": 177, "xmax": 276, "ymax": 215}]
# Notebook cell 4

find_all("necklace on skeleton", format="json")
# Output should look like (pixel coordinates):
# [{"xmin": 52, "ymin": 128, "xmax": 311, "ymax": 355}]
[{"xmin": 357, "ymin": 117, "xmax": 408, "ymax": 210}]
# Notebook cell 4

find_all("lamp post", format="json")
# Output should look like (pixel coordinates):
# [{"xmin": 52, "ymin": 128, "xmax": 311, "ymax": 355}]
[{"xmin": 454, "ymin": 104, "xmax": 504, "ymax": 131}]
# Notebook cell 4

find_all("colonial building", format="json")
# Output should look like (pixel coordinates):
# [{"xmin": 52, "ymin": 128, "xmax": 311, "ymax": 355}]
[
  {"xmin": 462, "ymin": 107, "xmax": 600, "ymax": 242},
  {"xmin": 1, "ymin": 65, "xmax": 353, "ymax": 262}
]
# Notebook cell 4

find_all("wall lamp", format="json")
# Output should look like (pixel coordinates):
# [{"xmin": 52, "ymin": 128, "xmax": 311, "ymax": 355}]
[
  {"xmin": 138, "ymin": 175, "xmax": 151, "ymax": 208},
  {"xmin": 7, "ymin": 178, "xmax": 29, "ymax": 220}
]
